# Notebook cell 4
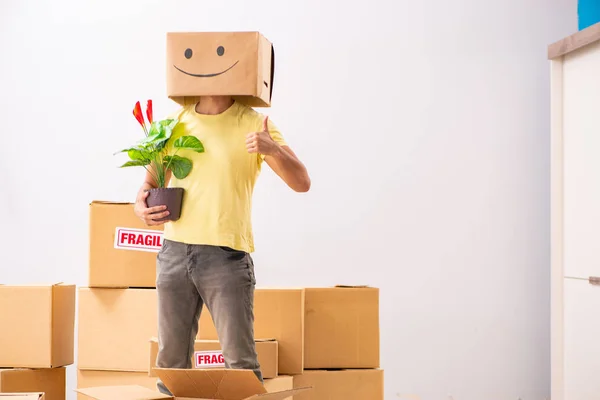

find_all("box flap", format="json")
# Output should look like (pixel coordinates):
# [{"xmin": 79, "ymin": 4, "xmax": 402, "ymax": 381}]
[
  {"xmin": 1, "ymin": 397, "xmax": 40, "ymax": 400},
  {"xmin": 155, "ymin": 368, "xmax": 266, "ymax": 399},
  {"xmin": 75, "ymin": 385, "xmax": 172, "ymax": 400},
  {"xmin": 0, "ymin": 394, "xmax": 45, "ymax": 400},
  {"xmin": 254, "ymin": 338, "xmax": 276, "ymax": 343},
  {"xmin": 334, "ymin": 285, "xmax": 371, "ymax": 288},
  {"xmin": 0, "ymin": 283, "xmax": 61, "ymax": 288},
  {"xmin": 51, "ymin": 282, "xmax": 75, "ymax": 287},
  {"xmin": 244, "ymin": 387, "xmax": 312, "ymax": 400}
]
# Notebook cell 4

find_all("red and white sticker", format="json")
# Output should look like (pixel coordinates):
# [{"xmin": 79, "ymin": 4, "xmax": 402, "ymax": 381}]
[
  {"xmin": 114, "ymin": 227, "xmax": 163, "ymax": 253},
  {"xmin": 194, "ymin": 351, "xmax": 225, "ymax": 368}
]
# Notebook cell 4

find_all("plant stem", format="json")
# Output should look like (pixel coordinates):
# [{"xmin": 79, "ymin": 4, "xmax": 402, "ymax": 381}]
[
  {"xmin": 163, "ymin": 148, "xmax": 180, "ymax": 177},
  {"xmin": 152, "ymin": 147, "xmax": 165, "ymax": 188},
  {"xmin": 153, "ymin": 160, "xmax": 163, "ymax": 188},
  {"xmin": 143, "ymin": 165, "xmax": 159, "ymax": 188}
]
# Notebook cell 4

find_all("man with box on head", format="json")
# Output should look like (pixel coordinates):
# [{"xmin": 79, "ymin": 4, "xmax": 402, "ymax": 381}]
[{"xmin": 133, "ymin": 32, "xmax": 310, "ymax": 394}]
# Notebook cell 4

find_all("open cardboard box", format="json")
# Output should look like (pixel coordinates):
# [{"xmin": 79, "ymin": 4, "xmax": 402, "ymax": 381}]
[
  {"xmin": 0, "ymin": 394, "xmax": 45, "ymax": 400},
  {"xmin": 149, "ymin": 338, "xmax": 278, "ymax": 379},
  {"xmin": 76, "ymin": 368, "xmax": 311, "ymax": 400}
]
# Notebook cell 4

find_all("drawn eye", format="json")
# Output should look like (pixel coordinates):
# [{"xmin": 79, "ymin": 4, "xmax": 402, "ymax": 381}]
[
  {"xmin": 184, "ymin": 48, "xmax": 193, "ymax": 59},
  {"xmin": 217, "ymin": 46, "xmax": 225, "ymax": 56}
]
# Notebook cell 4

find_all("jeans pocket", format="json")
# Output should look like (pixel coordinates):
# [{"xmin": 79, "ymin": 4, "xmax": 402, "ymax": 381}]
[
  {"xmin": 157, "ymin": 239, "xmax": 169, "ymax": 261},
  {"xmin": 218, "ymin": 246, "xmax": 247, "ymax": 262},
  {"xmin": 246, "ymin": 254, "xmax": 256, "ymax": 285}
]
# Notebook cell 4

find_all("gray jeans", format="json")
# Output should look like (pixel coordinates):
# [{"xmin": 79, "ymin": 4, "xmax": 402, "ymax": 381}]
[{"xmin": 154, "ymin": 239, "xmax": 261, "ymax": 395}]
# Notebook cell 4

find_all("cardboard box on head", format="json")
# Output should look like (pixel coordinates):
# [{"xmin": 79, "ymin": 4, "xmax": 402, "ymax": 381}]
[{"xmin": 166, "ymin": 31, "xmax": 275, "ymax": 108}]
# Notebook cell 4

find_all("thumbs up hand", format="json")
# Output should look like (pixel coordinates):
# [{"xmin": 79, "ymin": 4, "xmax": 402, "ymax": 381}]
[{"xmin": 246, "ymin": 116, "xmax": 279, "ymax": 156}]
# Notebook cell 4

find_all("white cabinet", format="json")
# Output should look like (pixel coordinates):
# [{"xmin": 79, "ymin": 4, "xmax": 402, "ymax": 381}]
[
  {"xmin": 550, "ymin": 22, "xmax": 600, "ymax": 400},
  {"xmin": 562, "ymin": 40, "xmax": 600, "ymax": 280},
  {"xmin": 564, "ymin": 278, "xmax": 600, "ymax": 400}
]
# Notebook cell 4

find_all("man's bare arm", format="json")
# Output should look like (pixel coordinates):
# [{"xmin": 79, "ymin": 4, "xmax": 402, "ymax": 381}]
[
  {"xmin": 265, "ymin": 146, "xmax": 311, "ymax": 192},
  {"xmin": 246, "ymin": 116, "xmax": 310, "ymax": 193}
]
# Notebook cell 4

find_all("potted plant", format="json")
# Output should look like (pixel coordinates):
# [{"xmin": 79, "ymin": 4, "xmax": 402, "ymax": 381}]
[{"xmin": 115, "ymin": 100, "xmax": 204, "ymax": 221}]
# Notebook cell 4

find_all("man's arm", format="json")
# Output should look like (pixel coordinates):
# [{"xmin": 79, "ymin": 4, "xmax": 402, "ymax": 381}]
[
  {"xmin": 133, "ymin": 169, "xmax": 172, "ymax": 225},
  {"xmin": 265, "ymin": 145, "xmax": 311, "ymax": 192},
  {"xmin": 246, "ymin": 116, "xmax": 311, "ymax": 193}
]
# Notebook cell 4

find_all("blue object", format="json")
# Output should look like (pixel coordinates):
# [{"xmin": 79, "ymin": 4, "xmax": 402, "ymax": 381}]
[{"xmin": 579, "ymin": 0, "xmax": 600, "ymax": 30}]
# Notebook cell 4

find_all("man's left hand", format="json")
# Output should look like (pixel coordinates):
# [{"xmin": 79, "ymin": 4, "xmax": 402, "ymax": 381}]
[{"xmin": 246, "ymin": 116, "xmax": 280, "ymax": 156}]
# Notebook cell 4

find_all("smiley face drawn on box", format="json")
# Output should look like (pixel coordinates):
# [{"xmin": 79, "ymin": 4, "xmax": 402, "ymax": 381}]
[
  {"xmin": 166, "ymin": 31, "xmax": 274, "ymax": 108},
  {"xmin": 174, "ymin": 44, "xmax": 237, "ymax": 78}
]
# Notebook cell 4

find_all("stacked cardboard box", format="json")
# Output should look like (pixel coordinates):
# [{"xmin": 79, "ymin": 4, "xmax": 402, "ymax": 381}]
[
  {"xmin": 0, "ymin": 283, "xmax": 76, "ymax": 400},
  {"xmin": 88, "ymin": 201, "xmax": 163, "ymax": 288},
  {"xmin": 296, "ymin": 286, "xmax": 384, "ymax": 399},
  {"xmin": 77, "ymin": 202, "xmax": 162, "ymax": 397},
  {"xmin": 198, "ymin": 286, "xmax": 384, "ymax": 399},
  {"xmin": 80, "ymin": 202, "xmax": 382, "ymax": 399}
]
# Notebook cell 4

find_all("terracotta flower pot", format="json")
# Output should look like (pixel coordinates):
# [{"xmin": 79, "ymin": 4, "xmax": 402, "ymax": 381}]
[{"xmin": 145, "ymin": 187, "xmax": 184, "ymax": 222}]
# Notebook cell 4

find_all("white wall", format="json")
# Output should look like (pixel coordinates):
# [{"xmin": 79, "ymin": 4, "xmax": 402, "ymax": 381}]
[{"xmin": 0, "ymin": 0, "xmax": 576, "ymax": 398}]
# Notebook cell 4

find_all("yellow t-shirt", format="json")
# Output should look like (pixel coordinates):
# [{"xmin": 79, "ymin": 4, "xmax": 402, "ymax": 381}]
[{"xmin": 162, "ymin": 100, "xmax": 286, "ymax": 253}]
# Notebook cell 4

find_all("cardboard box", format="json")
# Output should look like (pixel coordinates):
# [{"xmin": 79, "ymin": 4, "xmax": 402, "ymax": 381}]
[
  {"xmin": 89, "ymin": 201, "xmax": 163, "ymax": 288},
  {"xmin": 76, "ymin": 368, "xmax": 311, "ymax": 399},
  {"xmin": 293, "ymin": 369, "xmax": 384, "ymax": 400},
  {"xmin": 0, "ymin": 284, "xmax": 75, "ymax": 368},
  {"xmin": 0, "ymin": 368, "xmax": 65, "ymax": 400},
  {"xmin": 263, "ymin": 376, "xmax": 292, "ymax": 393},
  {"xmin": 149, "ymin": 338, "xmax": 278, "ymax": 378},
  {"xmin": 166, "ymin": 32, "xmax": 275, "ymax": 108},
  {"xmin": 77, "ymin": 369, "xmax": 158, "ymax": 400},
  {"xmin": 197, "ymin": 286, "xmax": 379, "ymax": 372},
  {"xmin": 198, "ymin": 289, "xmax": 305, "ymax": 375},
  {"xmin": 0, "ymin": 394, "xmax": 44, "ymax": 400},
  {"xmin": 304, "ymin": 286, "xmax": 380, "ymax": 369},
  {"xmin": 78, "ymin": 288, "xmax": 157, "ymax": 372}
]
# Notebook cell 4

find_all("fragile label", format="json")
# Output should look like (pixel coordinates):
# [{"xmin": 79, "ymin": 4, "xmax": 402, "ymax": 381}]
[
  {"xmin": 195, "ymin": 350, "xmax": 225, "ymax": 368},
  {"xmin": 114, "ymin": 227, "xmax": 163, "ymax": 253}
]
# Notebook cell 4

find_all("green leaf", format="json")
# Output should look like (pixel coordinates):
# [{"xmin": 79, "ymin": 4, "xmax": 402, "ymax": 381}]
[
  {"xmin": 160, "ymin": 118, "xmax": 178, "ymax": 131},
  {"xmin": 161, "ymin": 119, "xmax": 178, "ymax": 141},
  {"xmin": 173, "ymin": 136, "xmax": 205, "ymax": 153},
  {"xmin": 140, "ymin": 123, "xmax": 166, "ymax": 145},
  {"xmin": 114, "ymin": 146, "xmax": 140, "ymax": 155},
  {"xmin": 139, "ymin": 132, "xmax": 164, "ymax": 145},
  {"xmin": 127, "ymin": 148, "xmax": 152, "ymax": 161},
  {"xmin": 143, "ymin": 119, "xmax": 178, "ymax": 142},
  {"xmin": 164, "ymin": 155, "xmax": 192, "ymax": 179},
  {"xmin": 114, "ymin": 146, "xmax": 157, "ymax": 163},
  {"xmin": 154, "ymin": 138, "xmax": 169, "ymax": 151},
  {"xmin": 119, "ymin": 160, "xmax": 150, "ymax": 168},
  {"xmin": 153, "ymin": 118, "xmax": 178, "ymax": 133}
]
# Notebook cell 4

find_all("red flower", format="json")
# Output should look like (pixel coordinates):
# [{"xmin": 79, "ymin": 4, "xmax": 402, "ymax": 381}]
[
  {"xmin": 133, "ymin": 101, "xmax": 147, "ymax": 135},
  {"xmin": 146, "ymin": 100, "xmax": 153, "ymax": 124}
]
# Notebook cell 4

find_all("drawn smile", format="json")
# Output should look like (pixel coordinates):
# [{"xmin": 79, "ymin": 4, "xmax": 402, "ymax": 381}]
[{"xmin": 173, "ymin": 61, "xmax": 239, "ymax": 78}]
